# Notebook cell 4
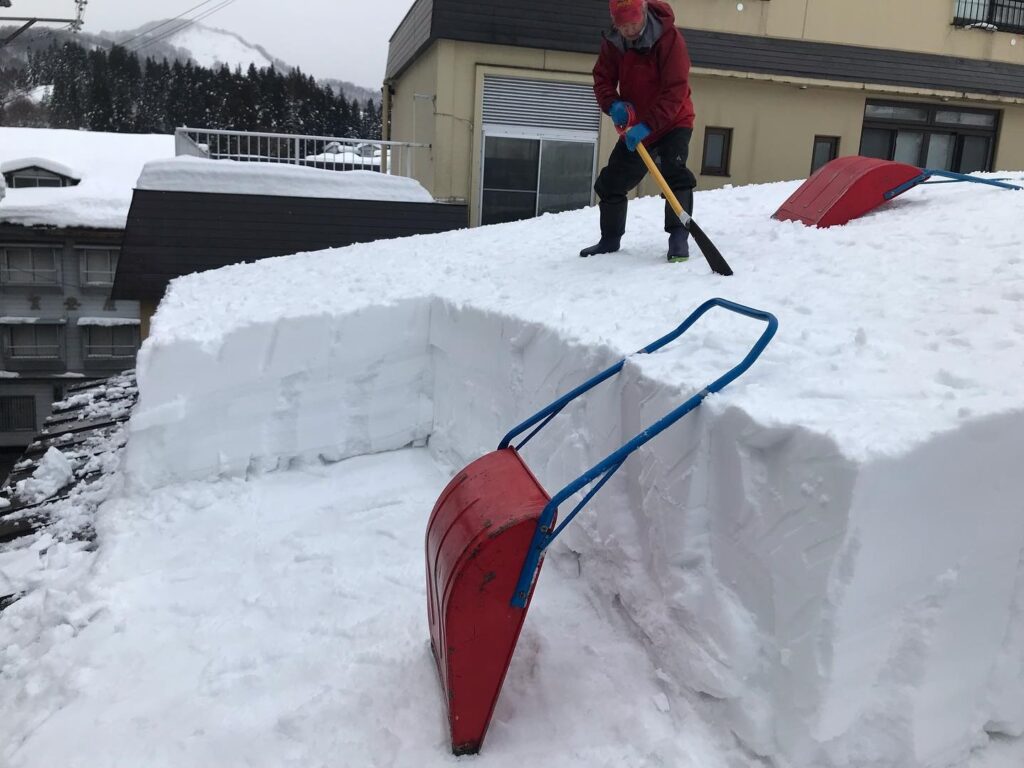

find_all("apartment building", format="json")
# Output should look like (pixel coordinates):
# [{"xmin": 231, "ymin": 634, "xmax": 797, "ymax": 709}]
[
  {"xmin": 383, "ymin": 0, "xmax": 1024, "ymax": 226},
  {"xmin": 0, "ymin": 130, "xmax": 172, "ymax": 457}
]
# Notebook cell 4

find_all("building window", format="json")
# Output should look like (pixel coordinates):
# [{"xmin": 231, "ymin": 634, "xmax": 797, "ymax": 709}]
[
  {"xmin": 859, "ymin": 100, "xmax": 998, "ymax": 173},
  {"xmin": 480, "ymin": 135, "xmax": 596, "ymax": 226},
  {"xmin": 953, "ymin": 0, "xmax": 1024, "ymax": 34},
  {"xmin": 83, "ymin": 325, "xmax": 139, "ymax": 359},
  {"xmin": 0, "ymin": 246, "xmax": 61, "ymax": 286},
  {"xmin": 4, "ymin": 324, "xmax": 63, "ymax": 360},
  {"xmin": 78, "ymin": 247, "xmax": 119, "ymax": 287},
  {"xmin": 0, "ymin": 396, "xmax": 37, "ymax": 432},
  {"xmin": 5, "ymin": 168, "xmax": 69, "ymax": 188},
  {"xmin": 811, "ymin": 136, "xmax": 840, "ymax": 174},
  {"xmin": 701, "ymin": 128, "xmax": 733, "ymax": 176}
]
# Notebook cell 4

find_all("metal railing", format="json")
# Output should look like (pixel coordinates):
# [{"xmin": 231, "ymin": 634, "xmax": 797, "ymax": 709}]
[
  {"xmin": 953, "ymin": 0, "xmax": 1024, "ymax": 32},
  {"xmin": 174, "ymin": 127, "xmax": 430, "ymax": 178}
]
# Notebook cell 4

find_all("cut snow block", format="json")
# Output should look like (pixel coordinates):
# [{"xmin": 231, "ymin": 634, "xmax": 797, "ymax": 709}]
[
  {"xmin": 773, "ymin": 156, "xmax": 923, "ymax": 228},
  {"xmin": 425, "ymin": 448, "xmax": 551, "ymax": 755}
]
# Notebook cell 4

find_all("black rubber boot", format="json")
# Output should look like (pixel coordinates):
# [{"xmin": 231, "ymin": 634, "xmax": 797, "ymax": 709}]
[
  {"xmin": 579, "ymin": 237, "xmax": 621, "ymax": 257},
  {"xmin": 667, "ymin": 228, "xmax": 690, "ymax": 262},
  {"xmin": 580, "ymin": 201, "xmax": 627, "ymax": 257}
]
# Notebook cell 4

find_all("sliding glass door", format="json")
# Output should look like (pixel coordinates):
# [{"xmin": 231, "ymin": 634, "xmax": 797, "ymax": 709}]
[{"xmin": 481, "ymin": 129, "xmax": 597, "ymax": 226}]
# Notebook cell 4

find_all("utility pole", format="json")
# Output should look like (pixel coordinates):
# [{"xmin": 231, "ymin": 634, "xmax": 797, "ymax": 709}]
[{"xmin": 0, "ymin": 0, "xmax": 87, "ymax": 47}]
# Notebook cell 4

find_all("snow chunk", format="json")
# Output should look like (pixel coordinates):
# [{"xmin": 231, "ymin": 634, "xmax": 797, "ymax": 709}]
[
  {"xmin": 0, "ymin": 317, "xmax": 66, "ymax": 325},
  {"xmin": 14, "ymin": 448, "xmax": 74, "ymax": 505},
  {"xmin": 135, "ymin": 157, "xmax": 434, "ymax": 203},
  {"xmin": 76, "ymin": 317, "xmax": 142, "ymax": 327}
]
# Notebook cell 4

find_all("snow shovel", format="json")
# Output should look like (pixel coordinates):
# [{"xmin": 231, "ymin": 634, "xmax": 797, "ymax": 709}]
[
  {"xmin": 616, "ymin": 121, "xmax": 733, "ymax": 276},
  {"xmin": 425, "ymin": 297, "xmax": 777, "ymax": 755},
  {"xmin": 773, "ymin": 155, "xmax": 1023, "ymax": 228}
]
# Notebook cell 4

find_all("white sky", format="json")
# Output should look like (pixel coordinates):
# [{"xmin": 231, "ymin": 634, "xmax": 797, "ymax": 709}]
[{"xmin": 12, "ymin": 0, "xmax": 414, "ymax": 88}]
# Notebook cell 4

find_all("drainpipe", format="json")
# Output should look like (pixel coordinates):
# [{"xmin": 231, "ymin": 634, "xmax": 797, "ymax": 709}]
[{"xmin": 381, "ymin": 81, "xmax": 395, "ymax": 175}]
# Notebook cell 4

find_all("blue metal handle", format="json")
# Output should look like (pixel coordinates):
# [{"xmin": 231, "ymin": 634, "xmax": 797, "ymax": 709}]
[
  {"xmin": 509, "ymin": 298, "xmax": 778, "ymax": 608},
  {"xmin": 885, "ymin": 169, "xmax": 1022, "ymax": 200}
]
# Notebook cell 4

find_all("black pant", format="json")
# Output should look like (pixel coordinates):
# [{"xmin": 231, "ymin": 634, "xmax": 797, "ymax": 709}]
[{"xmin": 593, "ymin": 127, "xmax": 696, "ymax": 237}]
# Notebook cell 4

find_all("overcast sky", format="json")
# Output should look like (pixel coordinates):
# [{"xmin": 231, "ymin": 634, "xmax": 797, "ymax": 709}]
[{"xmin": 20, "ymin": 0, "xmax": 414, "ymax": 88}]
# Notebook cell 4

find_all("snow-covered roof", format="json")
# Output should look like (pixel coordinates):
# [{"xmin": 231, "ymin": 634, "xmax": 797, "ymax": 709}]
[
  {"xmin": 0, "ymin": 316, "xmax": 67, "ymax": 324},
  {"xmin": 76, "ymin": 317, "xmax": 142, "ymax": 326},
  {"xmin": 0, "ymin": 156, "xmax": 80, "ymax": 180},
  {"xmin": 0, "ymin": 127, "xmax": 174, "ymax": 229},
  {"xmin": 135, "ymin": 156, "xmax": 434, "ymax": 203}
]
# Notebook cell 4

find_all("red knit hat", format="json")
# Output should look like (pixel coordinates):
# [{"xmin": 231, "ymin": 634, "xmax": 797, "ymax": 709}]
[{"xmin": 609, "ymin": 0, "xmax": 645, "ymax": 26}]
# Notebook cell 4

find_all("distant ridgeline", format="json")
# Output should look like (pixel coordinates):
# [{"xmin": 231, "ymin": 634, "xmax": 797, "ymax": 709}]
[{"xmin": 0, "ymin": 40, "xmax": 382, "ymax": 138}]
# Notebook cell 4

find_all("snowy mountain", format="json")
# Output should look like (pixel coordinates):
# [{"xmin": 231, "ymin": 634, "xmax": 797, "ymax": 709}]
[
  {"xmin": 0, "ymin": 21, "xmax": 380, "ymax": 100},
  {"xmin": 105, "ymin": 19, "xmax": 289, "ymax": 73}
]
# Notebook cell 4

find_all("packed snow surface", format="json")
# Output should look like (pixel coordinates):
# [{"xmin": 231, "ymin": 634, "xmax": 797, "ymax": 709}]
[
  {"xmin": 3, "ymin": 168, "xmax": 1024, "ymax": 768},
  {"xmin": 136, "ymin": 157, "xmax": 434, "ymax": 202},
  {"xmin": 0, "ymin": 128, "xmax": 173, "ymax": 228}
]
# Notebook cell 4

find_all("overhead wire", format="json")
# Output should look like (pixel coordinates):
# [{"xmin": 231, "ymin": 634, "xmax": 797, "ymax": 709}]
[
  {"xmin": 114, "ymin": 0, "xmax": 225, "ymax": 50},
  {"xmin": 125, "ymin": 0, "xmax": 241, "ymax": 56}
]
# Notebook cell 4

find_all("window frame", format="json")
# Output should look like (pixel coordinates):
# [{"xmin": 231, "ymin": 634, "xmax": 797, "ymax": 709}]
[
  {"xmin": 6, "ymin": 167, "xmax": 71, "ymax": 188},
  {"xmin": 701, "ymin": 127, "xmax": 733, "ymax": 177},
  {"xmin": 811, "ymin": 135, "xmax": 841, "ymax": 174},
  {"xmin": 3, "ymin": 323, "xmax": 65, "ymax": 361},
  {"xmin": 77, "ymin": 246, "xmax": 120, "ymax": 288},
  {"xmin": 82, "ymin": 324, "xmax": 140, "ymax": 360},
  {"xmin": 860, "ymin": 99, "xmax": 1000, "ymax": 172},
  {"xmin": 0, "ymin": 244, "xmax": 62, "ymax": 287},
  {"xmin": 0, "ymin": 395, "xmax": 37, "ymax": 432},
  {"xmin": 478, "ymin": 125, "xmax": 599, "ymax": 227}
]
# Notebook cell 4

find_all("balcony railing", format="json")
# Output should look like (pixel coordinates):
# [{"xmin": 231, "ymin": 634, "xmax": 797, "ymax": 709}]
[
  {"xmin": 174, "ymin": 127, "xmax": 429, "ymax": 178},
  {"xmin": 953, "ymin": 0, "xmax": 1024, "ymax": 32}
]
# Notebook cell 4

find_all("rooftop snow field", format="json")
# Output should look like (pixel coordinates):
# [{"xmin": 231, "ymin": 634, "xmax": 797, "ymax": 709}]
[
  {"xmin": 136, "ymin": 156, "xmax": 433, "ymax": 202},
  {"xmin": 0, "ymin": 127, "xmax": 174, "ymax": 229},
  {"xmin": 126, "ymin": 173, "xmax": 1024, "ymax": 767}
]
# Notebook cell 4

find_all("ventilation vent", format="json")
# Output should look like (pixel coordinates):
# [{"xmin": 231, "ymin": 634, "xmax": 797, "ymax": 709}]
[{"xmin": 482, "ymin": 76, "xmax": 600, "ymax": 134}]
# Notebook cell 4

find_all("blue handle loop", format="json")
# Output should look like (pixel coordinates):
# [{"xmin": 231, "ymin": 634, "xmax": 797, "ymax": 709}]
[
  {"xmin": 885, "ymin": 169, "xmax": 1023, "ymax": 200},
  {"xmin": 508, "ymin": 298, "xmax": 778, "ymax": 608}
]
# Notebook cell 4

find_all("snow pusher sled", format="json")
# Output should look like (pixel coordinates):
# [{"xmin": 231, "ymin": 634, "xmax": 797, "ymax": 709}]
[
  {"xmin": 424, "ymin": 298, "xmax": 778, "ymax": 755},
  {"xmin": 773, "ymin": 155, "xmax": 1022, "ymax": 228}
]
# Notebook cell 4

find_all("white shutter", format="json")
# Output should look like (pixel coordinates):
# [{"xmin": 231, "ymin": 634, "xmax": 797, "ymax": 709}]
[{"xmin": 482, "ymin": 76, "xmax": 600, "ymax": 134}]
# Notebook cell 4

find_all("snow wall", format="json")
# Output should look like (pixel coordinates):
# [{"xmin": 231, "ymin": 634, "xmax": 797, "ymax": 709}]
[{"xmin": 125, "ymin": 297, "xmax": 1024, "ymax": 768}]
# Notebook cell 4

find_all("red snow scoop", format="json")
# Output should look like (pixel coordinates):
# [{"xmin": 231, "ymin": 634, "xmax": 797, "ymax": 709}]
[
  {"xmin": 425, "ymin": 298, "xmax": 779, "ymax": 755},
  {"xmin": 773, "ymin": 155, "xmax": 1022, "ymax": 228}
]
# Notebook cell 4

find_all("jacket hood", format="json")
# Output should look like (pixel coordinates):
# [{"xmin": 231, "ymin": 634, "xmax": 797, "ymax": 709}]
[
  {"xmin": 606, "ymin": 0, "xmax": 677, "ymax": 52},
  {"xmin": 646, "ymin": 0, "xmax": 677, "ymax": 28}
]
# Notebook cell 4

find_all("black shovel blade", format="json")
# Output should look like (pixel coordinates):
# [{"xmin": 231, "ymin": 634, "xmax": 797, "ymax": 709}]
[{"xmin": 686, "ymin": 219, "xmax": 733, "ymax": 276}]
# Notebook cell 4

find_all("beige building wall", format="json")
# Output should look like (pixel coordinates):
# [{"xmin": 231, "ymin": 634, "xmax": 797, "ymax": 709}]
[
  {"xmin": 388, "ymin": 44, "xmax": 440, "ymax": 196},
  {"xmin": 995, "ymin": 108, "xmax": 1024, "ymax": 170},
  {"xmin": 673, "ymin": 0, "xmax": 1024, "ymax": 64},
  {"xmin": 386, "ymin": 14, "xmax": 1024, "ymax": 218}
]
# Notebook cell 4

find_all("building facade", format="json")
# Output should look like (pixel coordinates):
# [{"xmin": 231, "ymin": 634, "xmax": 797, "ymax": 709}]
[
  {"xmin": 383, "ymin": 0, "xmax": 1024, "ymax": 226},
  {"xmin": 0, "ymin": 221, "xmax": 140, "ymax": 451}
]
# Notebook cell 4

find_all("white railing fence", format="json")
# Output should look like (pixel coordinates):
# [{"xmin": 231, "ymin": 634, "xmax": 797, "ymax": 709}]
[{"xmin": 174, "ymin": 127, "xmax": 429, "ymax": 178}]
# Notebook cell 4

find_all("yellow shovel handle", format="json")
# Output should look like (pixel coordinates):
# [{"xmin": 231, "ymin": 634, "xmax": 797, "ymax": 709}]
[{"xmin": 635, "ymin": 142, "xmax": 691, "ymax": 227}]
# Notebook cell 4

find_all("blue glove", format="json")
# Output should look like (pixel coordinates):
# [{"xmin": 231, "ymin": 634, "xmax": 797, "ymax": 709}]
[
  {"xmin": 609, "ymin": 100, "xmax": 632, "ymax": 128},
  {"xmin": 624, "ymin": 123, "xmax": 651, "ymax": 152}
]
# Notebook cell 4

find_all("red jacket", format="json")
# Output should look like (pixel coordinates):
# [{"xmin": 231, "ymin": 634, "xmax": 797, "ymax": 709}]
[{"xmin": 593, "ymin": 0, "xmax": 695, "ymax": 144}]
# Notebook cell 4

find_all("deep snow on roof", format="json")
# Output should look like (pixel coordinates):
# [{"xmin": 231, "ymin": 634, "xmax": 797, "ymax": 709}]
[
  {"xmin": 0, "ymin": 128, "xmax": 174, "ymax": 229},
  {"xmin": 136, "ymin": 157, "xmax": 435, "ymax": 202},
  {"xmin": 149, "ymin": 170, "xmax": 1024, "ymax": 461}
]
